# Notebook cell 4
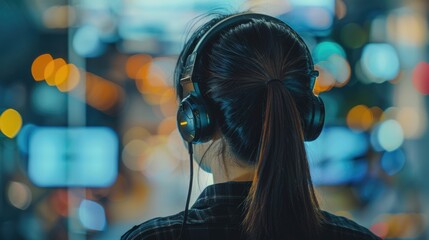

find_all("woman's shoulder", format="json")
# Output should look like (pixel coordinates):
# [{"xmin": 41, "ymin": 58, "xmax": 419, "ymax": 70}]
[
  {"xmin": 320, "ymin": 211, "xmax": 382, "ymax": 240},
  {"xmin": 121, "ymin": 213, "xmax": 184, "ymax": 240}
]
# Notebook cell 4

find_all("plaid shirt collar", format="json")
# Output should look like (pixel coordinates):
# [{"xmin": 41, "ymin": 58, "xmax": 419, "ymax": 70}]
[{"xmin": 122, "ymin": 180, "xmax": 381, "ymax": 240}]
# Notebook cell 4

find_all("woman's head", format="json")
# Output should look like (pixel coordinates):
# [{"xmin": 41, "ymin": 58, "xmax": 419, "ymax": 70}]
[{"xmin": 175, "ymin": 12, "xmax": 323, "ymax": 240}]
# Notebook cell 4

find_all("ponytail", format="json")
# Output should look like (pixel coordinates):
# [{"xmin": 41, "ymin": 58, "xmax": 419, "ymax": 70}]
[{"xmin": 243, "ymin": 81, "xmax": 322, "ymax": 240}]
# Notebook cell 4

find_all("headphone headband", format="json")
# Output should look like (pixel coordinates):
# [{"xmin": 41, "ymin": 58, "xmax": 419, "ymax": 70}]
[{"xmin": 180, "ymin": 13, "xmax": 318, "ymax": 98}]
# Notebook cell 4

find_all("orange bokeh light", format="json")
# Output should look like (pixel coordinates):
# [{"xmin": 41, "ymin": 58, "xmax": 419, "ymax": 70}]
[
  {"xmin": 135, "ymin": 62, "xmax": 170, "ymax": 105},
  {"xmin": 157, "ymin": 116, "xmax": 176, "ymax": 135},
  {"xmin": 86, "ymin": 73, "xmax": 122, "ymax": 111},
  {"xmin": 44, "ymin": 58, "xmax": 66, "ymax": 86},
  {"xmin": 313, "ymin": 68, "xmax": 335, "ymax": 95},
  {"xmin": 126, "ymin": 54, "xmax": 152, "ymax": 79},
  {"xmin": 55, "ymin": 64, "xmax": 81, "ymax": 92},
  {"xmin": 31, "ymin": 54, "xmax": 54, "ymax": 81},
  {"xmin": 346, "ymin": 105, "xmax": 374, "ymax": 131},
  {"xmin": 370, "ymin": 106, "xmax": 383, "ymax": 123},
  {"xmin": 370, "ymin": 222, "xmax": 389, "ymax": 238},
  {"xmin": 159, "ymin": 88, "xmax": 178, "ymax": 117}
]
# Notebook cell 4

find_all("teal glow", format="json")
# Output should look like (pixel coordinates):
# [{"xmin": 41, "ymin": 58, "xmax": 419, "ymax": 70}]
[
  {"xmin": 313, "ymin": 41, "xmax": 346, "ymax": 63},
  {"xmin": 361, "ymin": 43, "xmax": 400, "ymax": 83},
  {"xmin": 28, "ymin": 127, "xmax": 118, "ymax": 187}
]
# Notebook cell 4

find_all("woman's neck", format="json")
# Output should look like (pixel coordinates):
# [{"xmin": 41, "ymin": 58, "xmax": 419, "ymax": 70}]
[{"xmin": 211, "ymin": 160, "xmax": 255, "ymax": 184}]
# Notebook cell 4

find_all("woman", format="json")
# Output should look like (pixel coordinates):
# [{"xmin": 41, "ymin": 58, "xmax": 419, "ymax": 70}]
[{"xmin": 122, "ymin": 12, "xmax": 381, "ymax": 240}]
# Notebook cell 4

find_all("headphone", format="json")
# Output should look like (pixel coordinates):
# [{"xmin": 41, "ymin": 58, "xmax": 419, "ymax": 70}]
[{"xmin": 176, "ymin": 13, "xmax": 325, "ymax": 143}]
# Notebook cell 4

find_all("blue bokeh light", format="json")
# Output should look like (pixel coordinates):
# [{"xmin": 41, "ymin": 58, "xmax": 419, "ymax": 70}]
[
  {"xmin": 31, "ymin": 84, "xmax": 66, "ymax": 115},
  {"xmin": 371, "ymin": 120, "xmax": 404, "ymax": 152},
  {"xmin": 306, "ymin": 126, "xmax": 369, "ymax": 185},
  {"xmin": 78, "ymin": 199, "xmax": 106, "ymax": 231},
  {"xmin": 381, "ymin": 149, "xmax": 406, "ymax": 176},
  {"xmin": 287, "ymin": 0, "xmax": 335, "ymax": 34},
  {"xmin": 73, "ymin": 25, "xmax": 105, "ymax": 58},
  {"xmin": 17, "ymin": 124, "xmax": 37, "ymax": 154},
  {"xmin": 313, "ymin": 41, "xmax": 346, "ymax": 63},
  {"xmin": 28, "ymin": 127, "xmax": 118, "ymax": 187},
  {"xmin": 361, "ymin": 43, "xmax": 400, "ymax": 83}
]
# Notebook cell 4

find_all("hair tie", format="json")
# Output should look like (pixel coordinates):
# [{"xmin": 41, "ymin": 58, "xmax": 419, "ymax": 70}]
[{"xmin": 266, "ymin": 79, "xmax": 283, "ymax": 85}]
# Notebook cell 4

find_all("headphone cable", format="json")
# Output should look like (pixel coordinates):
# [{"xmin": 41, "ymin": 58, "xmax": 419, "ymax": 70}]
[{"xmin": 178, "ymin": 142, "xmax": 193, "ymax": 240}]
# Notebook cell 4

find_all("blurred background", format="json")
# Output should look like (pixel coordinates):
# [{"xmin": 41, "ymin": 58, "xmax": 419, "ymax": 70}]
[{"xmin": 0, "ymin": 0, "xmax": 428, "ymax": 239}]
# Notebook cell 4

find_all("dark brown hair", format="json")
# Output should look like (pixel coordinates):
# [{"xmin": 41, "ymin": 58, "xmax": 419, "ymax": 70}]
[{"xmin": 175, "ymin": 13, "xmax": 322, "ymax": 240}]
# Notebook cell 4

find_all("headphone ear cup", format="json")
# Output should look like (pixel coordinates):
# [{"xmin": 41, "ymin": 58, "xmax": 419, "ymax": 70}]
[
  {"xmin": 177, "ymin": 99, "xmax": 196, "ymax": 143},
  {"xmin": 304, "ymin": 96, "xmax": 325, "ymax": 141},
  {"xmin": 177, "ymin": 94, "xmax": 214, "ymax": 143}
]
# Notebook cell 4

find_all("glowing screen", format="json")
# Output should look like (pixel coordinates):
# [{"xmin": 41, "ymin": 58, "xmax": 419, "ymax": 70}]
[{"xmin": 28, "ymin": 127, "xmax": 118, "ymax": 187}]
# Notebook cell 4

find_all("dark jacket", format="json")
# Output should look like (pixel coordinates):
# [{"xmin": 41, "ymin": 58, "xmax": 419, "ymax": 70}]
[{"xmin": 122, "ymin": 181, "xmax": 381, "ymax": 240}]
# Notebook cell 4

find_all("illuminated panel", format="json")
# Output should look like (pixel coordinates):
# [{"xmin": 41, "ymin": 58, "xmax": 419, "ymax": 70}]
[{"xmin": 28, "ymin": 127, "xmax": 118, "ymax": 187}]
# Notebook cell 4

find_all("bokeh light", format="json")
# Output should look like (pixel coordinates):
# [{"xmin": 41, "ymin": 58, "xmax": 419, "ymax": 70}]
[
  {"xmin": 372, "ymin": 120, "xmax": 404, "ymax": 152},
  {"xmin": 287, "ymin": 0, "xmax": 335, "ymax": 34},
  {"xmin": 312, "ymin": 41, "xmax": 350, "ymax": 91},
  {"xmin": 43, "ymin": 5, "xmax": 76, "ymax": 29},
  {"xmin": 31, "ymin": 84, "xmax": 66, "ymax": 115},
  {"xmin": 17, "ymin": 124, "xmax": 37, "ymax": 154},
  {"xmin": 313, "ymin": 41, "xmax": 346, "ymax": 62},
  {"xmin": 370, "ymin": 106, "xmax": 383, "ymax": 123},
  {"xmin": 135, "ymin": 58, "xmax": 172, "ymax": 105},
  {"xmin": 122, "ymin": 139, "xmax": 148, "ymax": 171},
  {"xmin": 167, "ymin": 129, "xmax": 187, "ymax": 160},
  {"xmin": 346, "ymin": 105, "xmax": 374, "ymax": 131},
  {"xmin": 28, "ymin": 127, "xmax": 118, "ymax": 187},
  {"xmin": 31, "ymin": 53, "xmax": 53, "ymax": 81},
  {"xmin": 0, "ymin": 108, "xmax": 23, "ymax": 138},
  {"xmin": 304, "ymin": 7, "xmax": 333, "ymax": 30},
  {"xmin": 361, "ymin": 43, "xmax": 400, "ymax": 83},
  {"xmin": 370, "ymin": 213, "xmax": 426, "ymax": 239},
  {"xmin": 122, "ymin": 126, "xmax": 151, "ymax": 146},
  {"xmin": 387, "ymin": 10, "xmax": 428, "ymax": 46},
  {"xmin": 86, "ymin": 73, "xmax": 123, "ymax": 112},
  {"xmin": 142, "ymin": 144, "xmax": 178, "ymax": 182},
  {"xmin": 335, "ymin": 0, "xmax": 347, "ymax": 20},
  {"xmin": 55, "ymin": 64, "xmax": 81, "ymax": 92},
  {"xmin": 157, "ymin": 116, "xmax": 176, "ymax": 135},
  {"xmin": 7, "ymin": 181, "xmax": 32, "ymax": 210},
  {"xmin": 159, "ymin": 88, "xmax": 178, "ymax": 117},
  {"xmin": 126, "ymin": 54, "xmax": 152, "ymax": 79},
  {"xmin": 44, "ymin": 58, "xmax": 66, "ymax": 86},
  {"xmin": 340, "ymin": 23, "xmax": 367, "ymax": 49},
  {"xmin": 317, "ymin": 54, "xmax": 351, "ymax": 87},
  {"xmin": 370, "ymin": 222, "xmax": 389, "ymax": 239},
  {"xmin": 307, "ymin": 126, "xmax": 369, "ymax": 162},
  {"xmin": 306, "ymin": 126, "xmax": 369, "ymax": 185},
  {"xmin": 396, "ymin": 106, "xmax": 427, "ymax": 139},
  {"xmin": 313, "ymin": 67, "xmax": 335, "ymax": 94},
  {"xmin": 50, "ymin": 189, "xmax": 70, "ymax": 217},
  {"xmin": 412, "ymin": 62, "xmax": 429, "ymax": 95},
  {"xmin": 73, "ymin": 25, "xmax": 105, "ymax": 58},
  {"xmin": 380, "ymin": 107, "xmax": 397, "ymax": 121},
  {"xmin": 381, "ymin": 149, "xmax": 406, "ymax": 176},
  {"xmin": 78, "ymin": 200, "xmax": 106, "ymax": 231}
]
